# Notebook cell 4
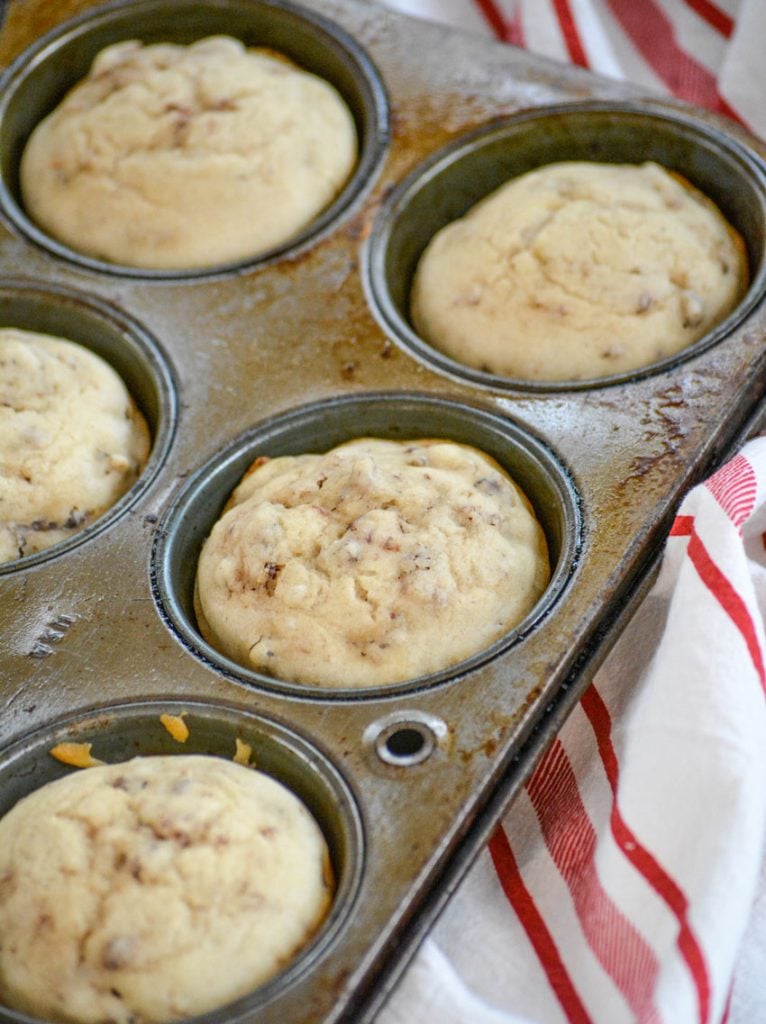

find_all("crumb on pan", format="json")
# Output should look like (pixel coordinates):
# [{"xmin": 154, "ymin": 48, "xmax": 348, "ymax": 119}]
[
  {"xmin": 159, "ymin": 712, "xmax": 189, "ymax": 743},
  {"xmin": 233, "ymin": 737, "xmax": 254, "ymax": 766},
  {"xmin": 49, "ymin": 742, "xmax": 104, "ymax": 768}
]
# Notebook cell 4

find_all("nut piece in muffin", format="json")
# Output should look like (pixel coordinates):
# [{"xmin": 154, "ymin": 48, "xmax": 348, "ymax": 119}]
[
  {"xmin": 0, "ymin": 327, "xmax": 150, "ymax": 563},
  {"xmin": 195, "ymin": 438, "xmax": 550, "ymax": 688},
  {"xmin": 0, "ymin": 754, "xmax": 333, "ymax": 1024},
  {"xmin": 20, "ymin": 36, "xmax": 358, "ymax": 270},
  {"xmin": 411, "ymin": 161, "xmax": 748, "ymax": 381}
]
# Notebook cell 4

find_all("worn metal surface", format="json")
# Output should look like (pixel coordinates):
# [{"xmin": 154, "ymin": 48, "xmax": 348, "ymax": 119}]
[{"xmin": 0, "ymin": 1, "xmax": 765, "ymax": 1022}]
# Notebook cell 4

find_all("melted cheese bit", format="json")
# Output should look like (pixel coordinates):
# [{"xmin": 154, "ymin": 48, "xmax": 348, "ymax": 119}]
[
  {"xmin": 233, "ymin": 738, "xmax": 253, "ymax": 766},
  {"xmin": 159, "ymin": 713, "xmax": 189, "ymax": 743},
  {"xmin": 49, "ymin": 742, "xmax": 104, "ymax": 768}
]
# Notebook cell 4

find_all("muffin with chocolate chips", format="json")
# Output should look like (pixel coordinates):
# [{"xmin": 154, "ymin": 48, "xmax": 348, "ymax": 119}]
[
  {"xmin": 20, "ymin": 36, "xmax": 357, "ymax": 270},
  {"xmin": 195, "ymin": 437, "xmax": 550, "ymax": 687},
  {"xmin": 0, "ymin": 755, "xmax": 333, "ymax": 1023},
  {"xmin": 0, "ymin": 327, "xmax": 149, "ymax": 563},
  {"xmin": 411, "ymin": 160, "xmax": 748, "ymax": 381}
]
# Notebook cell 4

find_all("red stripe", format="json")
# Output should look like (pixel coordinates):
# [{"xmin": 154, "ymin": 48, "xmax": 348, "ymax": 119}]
[
  {"xmin": 604, "ymin": 0, "xmax": 742, "ymax": 120},
  {"xmin": 687, "ymin": 528, "xmax": 766, "ymax": 688},
  {"xmin": 670, "ymin": 515, "xmax": 695, "ymax": 537},
  {"xmin": 551, "ymin": 0, "xmax": 590, "ymax": 66},
  {"xmin": 717, "ymin": 94, "xmax": 749, "ymax": 130},
  {"xmin": 669, "ymin": 513, "xmax": 765, "ymax": 686},
  {"xmin": 720, "ymin": 980, "xmax": 733, "ymax": 1023},
  {"xmin": 472, "ymin": 0, "xmax": 526, "ymax": 45},
  {"xmin": 488, "ymin": 826, "xmax": 592, "ymax": 1024},
  {"xmin": 680, "ymin": 0, "xmax": 734, "ymax": 38},
  {"xmin": 526, "ymin": 740, "xmax": 662, "ymax": 1019},
  {"xmin": 705, "ymin": 455, "xmax": 757, "ymax": 531},
  {"xmin": 471, "ymin": 0, "xmax": 508, "ymax": 41},
  {"xmin": 581, "ymin": 685, "xmax": 712, "ymax": 1024},
  {"xmin": 507, "ymin": 3, "xmax": 526, "ymax": 46}
]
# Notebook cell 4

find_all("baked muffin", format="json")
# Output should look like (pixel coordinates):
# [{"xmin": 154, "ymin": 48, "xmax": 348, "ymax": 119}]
[
  {"xmin": 0, "ymin": 327, "xmax": 150, "ymax": 563},
  {"xmin": 411, "ymin": 161, "xmax": 748, "ymax": 381},
  {"xmin": 20, "ymin": 36, "xmax": 357, "ymax": 269},
  {"xmin": 0, "ymin": 755, "xmax": 333, "ymax": 1024},
  {"xmin": 195, "ymin": 438, "xmax": 550, "ymax": 688}
]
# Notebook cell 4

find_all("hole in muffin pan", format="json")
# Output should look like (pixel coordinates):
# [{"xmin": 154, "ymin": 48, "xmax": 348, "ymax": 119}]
[
  {"xmin": 0, "ymin": 279, "xmax": 177, "ymax": 574},
  {"xmin": 384, "ymin": 727, "xmax": 426, "ymax": 760},
  {"xmin": 363, "ymin": 712, "xmax": 447, "ymax": 768},
  {"xmin": 152, "ymin": 391, "xmax": 582, "ymax": 701},
  {"xmin": 0, "ymin": 697, "xmax": 364, "ymax": 1016},
  {"xmin": 0, "ymin": 0, "xmax": 389, "ymax": 280},
  {"xmin": 363, "ymin": 101, "xmax": 766, "ymax": 393}
]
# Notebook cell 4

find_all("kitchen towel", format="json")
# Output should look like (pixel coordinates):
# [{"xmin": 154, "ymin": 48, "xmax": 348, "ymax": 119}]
[
  {"xmin": 382, "ymin": 438, "xmax": 766, "ymax": 1024},
  {"xmin": 379, "ymin": 0, "xmax": 766, "ymax": 138}
]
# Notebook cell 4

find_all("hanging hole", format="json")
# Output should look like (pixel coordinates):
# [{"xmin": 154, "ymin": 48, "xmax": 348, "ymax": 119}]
[
  {"xmin": 386, "ymin": 727, "xmax": 426, "ymax": 758},
  {"xmin": 375, "ymin": 721, "xmax": 436, "ymax": 767}
]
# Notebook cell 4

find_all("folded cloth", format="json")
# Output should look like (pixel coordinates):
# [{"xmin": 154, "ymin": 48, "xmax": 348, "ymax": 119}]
[
  {"xmin": 381, "ymin": 439, "xmax": 766, "ymax": 1023},
  {"xmin": 373, "ymin": 3, "xmax": 766, "ymax": 1021},
  {"xmin": 379, "ymin": 0, "xmax": 766, "ymax": 140}
]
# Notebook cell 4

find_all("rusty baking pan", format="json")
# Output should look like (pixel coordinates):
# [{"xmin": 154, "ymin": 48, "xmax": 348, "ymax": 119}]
[{"xmin": 0, "ymin": 1, "xmax": 765, "ymax": 1022}]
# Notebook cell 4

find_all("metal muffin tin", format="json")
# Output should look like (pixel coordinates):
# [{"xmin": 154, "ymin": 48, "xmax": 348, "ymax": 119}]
[{"xmin": 1, "ymin": 1, "xmax": 766, "ymax": 1022}]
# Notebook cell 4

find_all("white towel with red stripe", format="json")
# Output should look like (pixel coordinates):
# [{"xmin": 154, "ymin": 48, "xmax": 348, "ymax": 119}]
[
  {"xmin": 371, "ymin": 5, "xmax": 766, "ymax": 1021},
  {"xmin": 378, "ymin": 439, "xmax": 766, "ymax": 1022},
  {"xmin": 379, "ymin": 0, "xmax": 766, "ymax": 139}
]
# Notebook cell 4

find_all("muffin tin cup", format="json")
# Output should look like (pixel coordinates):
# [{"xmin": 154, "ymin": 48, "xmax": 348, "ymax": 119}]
[
  {"xmin": 0, "ymin": 697, "xmax": 364, "ymax": 1021},
  {"xmin": 0, "ymin": 278, "xmax": 177, "ymax": 573},
  {"xmin": 152, "ymin": 390, "xmax": 582, "ymax": 700},
  {"xmin": 363, "ymin": 100, "xmax": 766, "ymax": 392},
  {"xmin": 0, "ymin": 0, "xmax": 390, "ymax": 280}
]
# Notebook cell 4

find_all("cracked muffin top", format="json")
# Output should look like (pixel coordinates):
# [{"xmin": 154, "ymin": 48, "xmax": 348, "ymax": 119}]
[
  {"xmin": 20, "ymin": 36, "xmax": 357, "ymax": 269},
  {"xmin": 194, "ymin": 437, "xmax": 550, "ymax": 688},
  {"xmin": 0, "ymin": 754, "xmax": 333, "ymax": 1023},
  {"xmin": 410, "ymin": 160, "xmax": 748, "ymax": 381},
  {"xmin": 0, "ymin": 327, "xmax": 149, "ymax": 564}
]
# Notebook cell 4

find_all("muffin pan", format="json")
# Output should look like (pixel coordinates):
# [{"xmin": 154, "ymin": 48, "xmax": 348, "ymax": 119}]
[{"xmin": 1, "ymin": 1, "xmax": 766, "ymax": 1022}]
